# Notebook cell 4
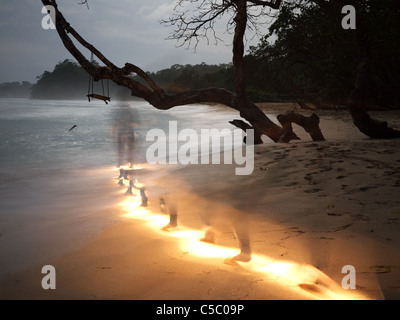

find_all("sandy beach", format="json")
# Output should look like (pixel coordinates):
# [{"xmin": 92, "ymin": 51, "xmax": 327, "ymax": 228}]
[{"xmin": 1, "ymin": 105, "xmax": 400, "ymax": 300}]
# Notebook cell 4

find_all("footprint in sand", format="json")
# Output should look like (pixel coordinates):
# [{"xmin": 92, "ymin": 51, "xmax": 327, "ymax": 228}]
[
  {"xmin": 359, "ymin": 186, "xmax": 378, "ymax": 192},
  {"xmin": 304, "ymin": 188, "xmax": 321, "ymax": 193}
]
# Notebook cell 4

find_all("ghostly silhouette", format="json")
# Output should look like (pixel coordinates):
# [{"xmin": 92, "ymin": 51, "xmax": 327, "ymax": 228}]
[
  {"xmin": 112, "ymin": 103, "xmax": 139, "ymax": 168},
  {"xmin": 200, "ymin": 209, "xmax": 251, "ymax": 263},
  {"xmin": 158, "ymin": 195, "xmax": 178, "ymax": 231},
  {"xmin": 123, "ymin": 177, "xmax": 148, "ymax": 207},
  {"xmin": 111, "ymin": 103, "xmax": 149, "ymax": 208}
]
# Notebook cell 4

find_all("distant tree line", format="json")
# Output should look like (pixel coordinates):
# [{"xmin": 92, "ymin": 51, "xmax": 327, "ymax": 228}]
[
  {"xmin": 0, "ymin": 81, "xmax": 32, "ymax": 98},
  {"xmin": 30, "ymin": 59, "xmax": 89, "ymax": 100},
  {"xmin": 146, "ymin": 62, "xmax": 235, "ymax": 94},
  {"xmin": 27, "ymin": 59, "xmax": 239, "ymax": 101},
  {"xmin": 0, "ymin": 59, "xmax": 237, "ymax": 101}
]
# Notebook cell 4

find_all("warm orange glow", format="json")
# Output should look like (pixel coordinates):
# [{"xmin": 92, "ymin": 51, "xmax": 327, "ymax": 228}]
[
  {"xmin": 113, "ymin": 164, "xmax": 143, "ymax": 171},
  {"xmin": 183, "ymin": 236, "xmax": 240, "ymax": 258},
  {"xmin": 133, "ymin": 179, "xmax": 145, "ymax": 188},
  {"xmin": 120, "ymin": 196, "xmax": 142, "ymax": 211},
  {"xmin": 118, "ymin": 182, "xmax": 370, "ymax": 300}
]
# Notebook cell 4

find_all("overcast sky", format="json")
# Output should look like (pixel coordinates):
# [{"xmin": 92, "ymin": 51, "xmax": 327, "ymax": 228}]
[{"xmin": 0, "ymin": 0, "xmax": 272, "ymax": 83}]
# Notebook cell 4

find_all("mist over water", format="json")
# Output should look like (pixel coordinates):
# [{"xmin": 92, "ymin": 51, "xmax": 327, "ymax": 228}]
[{"xmin": 0, "ymin": 98, "xmax": 243, "ymax": 277}]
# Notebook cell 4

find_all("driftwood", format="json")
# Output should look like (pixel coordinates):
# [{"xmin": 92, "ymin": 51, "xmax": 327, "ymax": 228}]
[
  {"xmin": 230, "ymin": 110, "xmax": 325, "ymax": 144},
  {"xmin": 229, "ymin": 119, "xmax": 264, "ymax": 144},
  {"xmin": 277, "ymin": 111, "xmax": 325, "ymax": 141},
  {"xmin": 350, "ymin": 107, "xmax": 400, "ymax": 139}
]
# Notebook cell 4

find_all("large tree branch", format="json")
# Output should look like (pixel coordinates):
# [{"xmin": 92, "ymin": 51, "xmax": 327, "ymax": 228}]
[
  {"xmin": 41, "ymin": 0, "xmax": 287, "ymax": 139},
  {"xmin": 48, "ymin": 0, "xmax": 115, "ymax": 71},
  {"xmin": 44, "ymin": 0, "xmax": 158, "ymax": 101},
  {"xmin": 41, "ymin": 0, "xmax": 327, "ymax": 143}
]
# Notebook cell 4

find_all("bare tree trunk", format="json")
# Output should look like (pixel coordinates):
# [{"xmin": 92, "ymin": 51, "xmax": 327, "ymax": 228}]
[
  {"xmin": 312, "ymin": 0, "xmax": 400, "ymax": 138},
  {"xmin": 348, "ymin": 14, "xmax": 400, "ymax": 138},
  {"xmin": 232, "ymin": 0, "xmax": 248, "ymax": 103}
]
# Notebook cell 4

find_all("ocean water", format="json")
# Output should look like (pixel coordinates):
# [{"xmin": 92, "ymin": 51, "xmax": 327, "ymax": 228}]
[{"xmin": 0, "ymin": 98, "xmax": 244, "ymax": 277}]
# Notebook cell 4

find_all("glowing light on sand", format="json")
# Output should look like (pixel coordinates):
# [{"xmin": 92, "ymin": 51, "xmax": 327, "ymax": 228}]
[
  {"xmin": 183, "ymin": 237, "xmax": 240, "ymax": 258},
  {"xmin": 176, "ymin": 235, "xmax": 365, "ymax": 299},
  {"xmin": 165, "ymin": 230, "xmax": 201, "ymax": 239},
  {"xmin": 261, "ymin": 262, "xmax": 293, "ymax": 278},
  {"xmin": 113, "ymin": 164, "xmax": 143, "ymax": 171},
  {"xmin": 120, "ymin": 194, "xmax": 143, "ymax": 211},
  {"xmin": 117, "ymin": 183, "xmax": 370, "ymax": 300},
  {"xmin": 144, "ymin": 215, "xmax": 170, "ymax": 228},
  {"xmin": 122, "ymin": 204, "xmax": 147, "ymax": 217},
  {"xmin": 133, "ymin": 179, "xmax": 145, "ymax": 188}
]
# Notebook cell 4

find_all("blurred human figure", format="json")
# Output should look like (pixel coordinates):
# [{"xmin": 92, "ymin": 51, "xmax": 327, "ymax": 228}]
[
  {"xmin": 159, "ymin": 195, "xmax": 178, "ymax": 231},
  {"xmin": 112, "ymin": 103, "xmax": 139, "ymax": 168},
  {"xmin": 200, "ymin": 209, "xmax": 252, "ymax": 263},
  {"xmin": 124, "ymin": 178, "xmax": 148, "ymax": 207},
  {"xmin": 230, "ymin": 215, "xmax": 252, "ymax": 262}
]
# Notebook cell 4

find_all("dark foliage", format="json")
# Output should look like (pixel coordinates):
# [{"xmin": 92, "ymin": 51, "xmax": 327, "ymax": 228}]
[{"xmin": 247, "ymin": 0, "xmax": 400, "ymax": 108}]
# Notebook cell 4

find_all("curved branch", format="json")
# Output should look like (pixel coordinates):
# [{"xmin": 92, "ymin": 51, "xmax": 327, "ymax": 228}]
[
  {"xmin": 41, "ymin": 0, "xmax": 326, "ymax": 143},
  {"xmin": 49, "ymin": 0, "xmax": 116, "ymax": 71},
  {"xmin": 121, "ymin": 63, "xmax": 165, "ymax": 97},
  {"xmin": 44, "ymin": 0, "xmax": 160, "ymax": 101}
]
